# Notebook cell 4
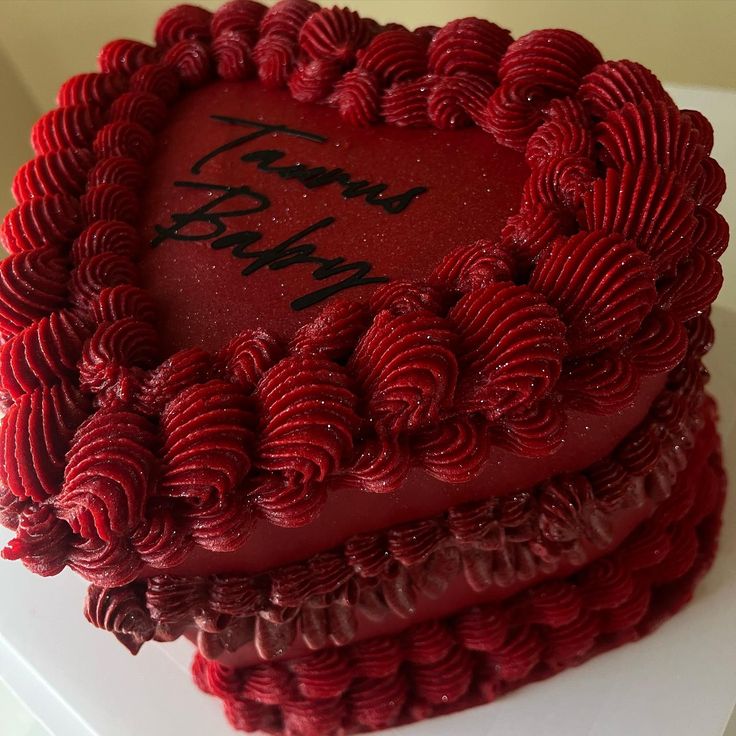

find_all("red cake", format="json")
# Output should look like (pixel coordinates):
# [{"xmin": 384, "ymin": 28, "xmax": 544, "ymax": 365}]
[{"xmin": 0, "ymin": 1, "xmax": 729, "ymax": 734}]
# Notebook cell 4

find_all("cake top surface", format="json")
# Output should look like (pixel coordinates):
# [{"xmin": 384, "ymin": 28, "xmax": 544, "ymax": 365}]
[
  {"xmin": 0, "ymin": 0, "xmax": 728, "ymax": 587},
  {"xmin": 141, "ymin": 79, "xmax": 527, "ymax": 351}
]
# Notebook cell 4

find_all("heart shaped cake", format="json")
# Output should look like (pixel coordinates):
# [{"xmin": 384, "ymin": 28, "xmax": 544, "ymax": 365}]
[{"xmin": 0, "ymin": 1, "xmax": 729, "ymax": 734}]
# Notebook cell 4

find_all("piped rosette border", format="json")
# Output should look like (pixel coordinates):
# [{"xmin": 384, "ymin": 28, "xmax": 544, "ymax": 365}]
[
  {"xmin": 0, "ymin": 0, "xmax": 729, "ymax": 588},
  {"xmin": 82, "ymin": 316, "xmax": 713, "ymax": 661}
]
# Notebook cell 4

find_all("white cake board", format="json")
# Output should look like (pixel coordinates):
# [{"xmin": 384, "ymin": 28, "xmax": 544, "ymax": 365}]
[{"xmin": 0, "ymin": 85, "xmax": 735, "ymax": 736}]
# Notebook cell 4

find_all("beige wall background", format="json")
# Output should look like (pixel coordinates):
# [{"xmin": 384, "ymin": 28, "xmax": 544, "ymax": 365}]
[
  {"xmin": 1, "ymin": 0, "xmax": 734, "ymax": 110},
  {"xmin": 0, "ymin": 0, "xmax": 734, "ymax": 213}
]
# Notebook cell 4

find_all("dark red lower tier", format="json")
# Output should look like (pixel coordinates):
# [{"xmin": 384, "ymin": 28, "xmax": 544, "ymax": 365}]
[{"xmin": 191, "ymin": 411, "xmax": 725, "ymax": 735}]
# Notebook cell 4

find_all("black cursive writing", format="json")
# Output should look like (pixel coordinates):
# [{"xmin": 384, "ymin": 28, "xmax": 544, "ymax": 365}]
[
  {"xmin": 150, "ymin": 113, "xmax": 430, "ymax": 310},
  {"xmin": 193, "ymin": 116, "xmax": 428, "ymax": 215},
  {"xmin": 151, "ymin": 181, "xmax": 389, "ymax": 310}
]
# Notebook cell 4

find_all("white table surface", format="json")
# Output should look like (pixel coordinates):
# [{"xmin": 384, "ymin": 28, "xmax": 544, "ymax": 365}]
[{"xmin": 0, "ymin": 84, "xmax": 735, "ymax": 736}]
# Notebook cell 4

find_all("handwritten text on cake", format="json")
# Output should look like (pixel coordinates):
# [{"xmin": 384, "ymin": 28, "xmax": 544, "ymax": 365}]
[{"xmin": 150, "ymin": 117, "xmax": 429, "ymax": 310}]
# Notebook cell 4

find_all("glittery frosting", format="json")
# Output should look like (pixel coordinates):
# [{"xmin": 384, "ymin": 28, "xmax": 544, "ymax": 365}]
[{"xmin": 0, "ymin": 0, "xmax": 729, "ymax": 619}]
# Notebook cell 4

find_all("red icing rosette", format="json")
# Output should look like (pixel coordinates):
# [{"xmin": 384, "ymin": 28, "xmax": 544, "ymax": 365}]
[
  {"xmin": 185, "ymin": 483, "xmax": 253, "ymax": 552},
  {"xmin": 211, "ymin": 0, "xmax": 267, "ymax": 41},
  {"xmin": 627, "ymin": 310, "xmax": 688, "ymax": 375},
  {"xmin": 560, "ymin": 351, "xmax": 640, "ymax": 414},
  {"xmin": 357, "ymin": 29, "xmax": 427, "ymax": 84},
  {"xmin": 491, "ymin": 398, "xmax": 566, "ymax": 458},
  {"xmin": 0, "ymin": 248, "xmax": 69, "ymax": 338},
  {"xmin": 93, "ymin": 121, "xmax": 155, "ymax": 162},
  {"xmin": 31, "ymin": 105, "xmax": 104, "ymax": 154},
  {"xmin": 129, "ymin": 62, "xmax": 181, "ymax": 102},
  {"xmin": 342, "ymin": 434, "xmax": 411, "ymax": 494},
  {"xmin": 217, "ymin": 329, "xmax": 284, "ymax": 391},
  {"xmin": 130, "ymin": 501, "xmax": 193, "ymax": 568},
  {"xmin": 91, "ymin": 284, "xmax": 157, "ymax": 324},
  {"xmin": 298, "ymin": 6, "xmax": 373, "ymax": 64},
  {"xmin": 0, "ymin": 310, "xmax": 89, "ymax": 400},
  {"xmin": 428, "ymin": 74, "xmax": 496, "ymax": 129},
  {"xmin": 348, "ymin": 671, "xmax": 408, "ymax": 728},
  {"xmin": 71, "ymin": 220, "xmax": 141, "ymax": 263},
  {"xmin": 658, "ymin": 250, "xmax": 723, "ymax": 323},
  {"xmin": 54, "ymin": 409, "xmax": 157, "ymax": 542},
  {"xmin": 160, "ymin": 380, "xmax": 256, "ymax": 504},
  {"xmin": 579, "ymin": 59, "xmax": 671, "ymax": 118},
  {"xmin": 87, "ymin": 156, "xmax": 148, "ymax": 189},
  {"xmin": 350, "ymin": 309, "xmax": 458, "ymax": 433},
  {"xmin": 98, "ymin": 39, "xmax": 159, "ymax": 75},
  {"xmin": 502, "ymin": 203, "xmax": 572, "ymax": 270},
  {"xmin": 449, "ymin": 283, "xmax": 566, "ymax": 419},
  {"xmin": 368, "ymin": 280, "xmax": 446, "ymax": 319},
  {"xmin": 530, "ymin": 230, "xmax": 657, "ymax": 355},
  {"xmin": 163, "ymin": 39, "xmax": 213, "ymax": 87},
  {"xmin": 256, "ymin": 356, "xmax": 360, "ymax": 487},
  {"xmin": 526, "ymin": 117, "xmax": 593, "ymax": 167},
  {"xmin": 56, "ymin": 72, "xmax": 128, "ymax": 108},
  {"xmin": 155, "ymin": 4, "xmax": 213, "ymax": 47},
  {"xmin": 12, "ymin": 149, "xmax": 95, "ymax": 203},
  {"xmin": 212, "ymin": 31, "xmax": 257, "ymax": 81},
  {"xmin": 1, "ymin": 504, "xmax": 73, "ymax": 577},
  {"xmin": 109, "ymin": 92, "xmax": 168, "ymax": 132},
  {"xmin": 0, "ymin": 380, "xmax": 90, "ymax": 502},
  {"xmin": 80, "ymin": 183, "xmax": 139, "ymax": 225},
  {"xmin": 137, "ymin": 347, "xmax": 213, "ymax": 415},
  {"xmin": 329, "ymin": 68, "xmax": 381, "ymax": 126},
  {"xmin": 428, "ymin": 18, "xmax": 512, "ymax": 81},
  {"xmin": 692, "ymin": 157, "xmax": 727, "ymax": 208},
  {"xmin": 290, "ymin": 300, "xmax": 371, "ymax": 362},
  {"xmin": 596, "ymin": 100, "xmax": 705, "ymax": 182},
  {"xmin": 78, "ymin": 317, "xmax": 158, "ymax": 400},
  {"xmin": 84, "ymin": 585, "xmax": 155, "ymax": 654},
  {"xmin": 1, "ymin": 194, "xmax": 80, "ymax": 254},
  {"xmin": 580, "ymin": 163, "xmax": 696, "ymax": 272},
  {"xmin": 288, "ymin": 58, "xmax": 342, "ymax": 103},
  {"xmin": 429, "ymin": 239, "xmax": 515, "ymax": 294}
]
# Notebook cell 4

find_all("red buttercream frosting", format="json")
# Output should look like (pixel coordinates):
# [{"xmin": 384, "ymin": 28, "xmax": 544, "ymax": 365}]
[
  {"xmin": 0, "ymin": 0, "xmax": 725, "ymax": 578},
  {"xmin": 0, "ymin": 3, "xmax": 730, "ymax": 735}
]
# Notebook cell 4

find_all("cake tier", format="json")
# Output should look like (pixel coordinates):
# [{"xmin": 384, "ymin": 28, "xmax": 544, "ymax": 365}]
[
  {"xmin": 161, "ymin": 370, "xmax": 665, "ymax": 578},
  {"xmin": 191, "ymin": 410, "xmax": 725, "ymax": 735},
  {"xmin": 0, "ymin": 4, "xmax": 730, "ymax": 736},
  {"xmin": 83, "ymin": 338, "xmax": 712, "ymax": 665},
  {"xmin": 1, "ymin": 3, "xmax": 728, "ymax": 599}
]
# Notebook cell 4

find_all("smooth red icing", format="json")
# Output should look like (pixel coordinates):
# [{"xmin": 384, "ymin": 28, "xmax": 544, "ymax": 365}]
[{"xmin": 140, "ymin": 80, "xmax": 528, "ymax": 351}]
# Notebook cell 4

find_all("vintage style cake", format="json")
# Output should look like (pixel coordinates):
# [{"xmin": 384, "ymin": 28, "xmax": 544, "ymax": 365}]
[{"xmin": 0, "ymin": 1, "xmax": 729, "ymax": 734}]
